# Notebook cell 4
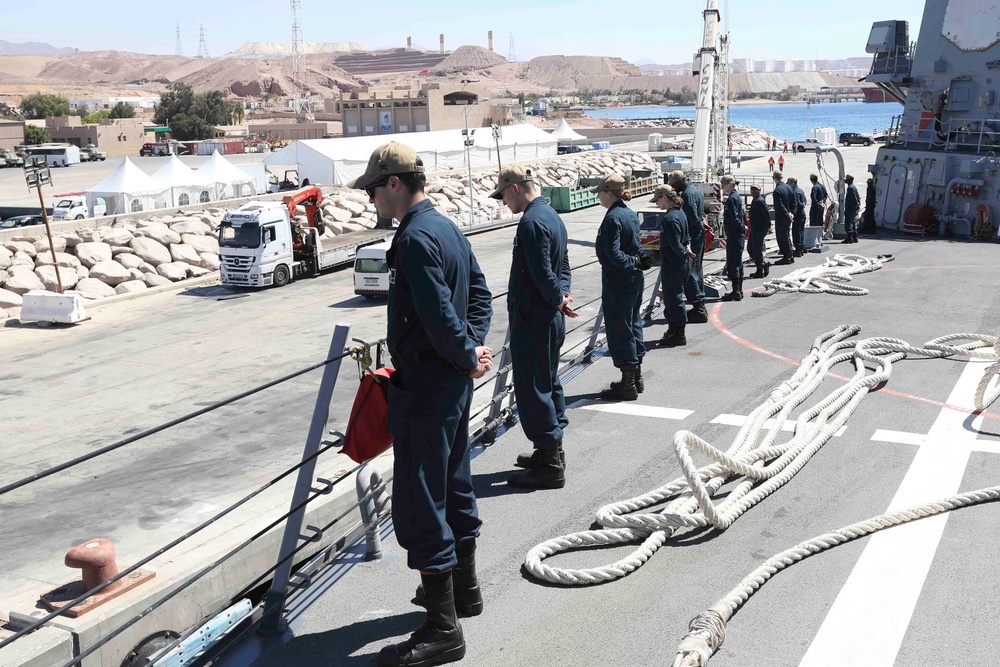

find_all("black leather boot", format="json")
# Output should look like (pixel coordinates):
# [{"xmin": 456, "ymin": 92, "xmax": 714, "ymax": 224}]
[
  {"xmin": 763, "ymin": 262, "xmax": 770, "ymax": 277},
  {"xmin": 515, "ymin": 443, "xmax": 565, "ymax": 470},
  {"xmin": 380, "ymin": 572, "xmax": 465, "ymax": 667},
  {"xmin": 600, "ymin": 370, "xmax": 639, "ymax": 401},
  {"xmin": 687, "ymin": 301, "xmax": 708, "ymax": 323},
  {"xmin": 612, "ymin": 364, "xmax": 643, "ymax": 393},
  {"xmin": 748, "ymin": 267, "xmax": 764, "ymax": 279},
  {"xmin": 720, "ymin": 279, "xmax": 743, "ymax": 301},
  {"xmin": 662, "ymin": 324, "xmax": 687, "ymax": 348},
  {"xmin": 508, "ymin": 442, "xmax": 566, "ymax": 489},
  {"xmin": 414, "ymin": 542, "xmax": 483, "ymax": 617}
]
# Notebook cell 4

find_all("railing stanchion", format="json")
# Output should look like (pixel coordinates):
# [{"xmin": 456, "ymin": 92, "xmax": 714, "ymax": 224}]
[
  {"xmin": 643, "ymin": 268, "xmax": 662, "ymax": 321},
  {"xmin": 356, "ymin": 462, "xmax": 385, "ymax": 561},
  {"xmin": 482, "ymin": 327, "xmax": 513, "ymax": 444},
  {"xmin": 584, "ymin": 306, "xmax": 604, "ymax": 364},
  {"xmin": 259, "ymin": 322, "xmax": 352, "ymax": 637}
]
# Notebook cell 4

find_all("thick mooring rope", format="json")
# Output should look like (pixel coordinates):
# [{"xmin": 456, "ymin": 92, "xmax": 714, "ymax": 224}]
[
  {"xmin": 752, "ymin": 253, "xmax": 895, "ymax": 297},
  {"xmin": 524, "ymin": 327, "xmax": 1000, "ymax": 589}
]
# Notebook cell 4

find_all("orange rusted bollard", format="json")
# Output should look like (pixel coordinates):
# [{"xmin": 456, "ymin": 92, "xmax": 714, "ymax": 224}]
[{"xmin": 65, "ymin": 538, "xmax": 122, "ymax": 594}]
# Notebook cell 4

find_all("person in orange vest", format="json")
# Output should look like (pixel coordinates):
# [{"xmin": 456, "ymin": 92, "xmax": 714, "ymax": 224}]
[
  {"xmin": 778, "ymin": 155, "xmax": 785, "ymax": 170},
  {"xmin": 768, "ymin": 156, "xmax": 775, "ymax": 172},
  {"xmin": 783, "ymin": 140, "xmax": 788, "ymax": 153}
]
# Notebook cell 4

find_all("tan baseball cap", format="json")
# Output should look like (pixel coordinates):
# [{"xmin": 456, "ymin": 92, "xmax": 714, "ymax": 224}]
[
  {"xmin": 667, "ymin": 169, "xmax": 686, "ymax": 187},
  {"xmin": 649, "ymin": 184, "xmax": 675, "ymax": 202},
  {"xmin": 589, "ymin": 173, "xmax": 626, "ymax": 194},
  {"xmin": 720, "ymin": 174, "xmax": 737, "ymax": 187},
  {"xmin": 346, "ymin": 142, "xmax": 424, "ymax": 190},
  {"xmin": 489, "ymin": 164, "xmax": 534, "ymax": 199}
]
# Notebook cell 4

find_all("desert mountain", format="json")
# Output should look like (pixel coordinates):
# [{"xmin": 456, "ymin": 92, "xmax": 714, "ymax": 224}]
[
  {"xmin": 225, "ymin": 42, "xmax": 372, "ymax": 58},
  {"xmin": 0, "ymin": 40, "xmax": 76, "ymax": 56}
]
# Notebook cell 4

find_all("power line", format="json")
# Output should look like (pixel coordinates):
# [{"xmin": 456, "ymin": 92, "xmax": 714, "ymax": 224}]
[
  {"xmin": 508, "ymin": 33, "xmax": 517, "ymax": 63},
  {"xmin": 174, "ymin": 22, "xmax": 183, "ymax": 57},
  {"xmin": 197, "ymin": 24, "xmax": 209, "ymax": 59}
]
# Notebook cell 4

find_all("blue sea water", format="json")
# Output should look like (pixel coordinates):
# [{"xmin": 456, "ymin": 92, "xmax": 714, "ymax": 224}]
[{"xmin": 585, "ymin": 101, "xmax": 903, "ymax": 142}]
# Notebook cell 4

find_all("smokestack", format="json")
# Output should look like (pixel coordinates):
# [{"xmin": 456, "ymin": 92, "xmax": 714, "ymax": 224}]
[
  {"xmin": 488, "ymin": 31, "xmax": 493, "ymax": 52},
  {"xmin": 407, "ymin": 36, "xmax": 412, "ymax": 49},
  {"xmin": 440, "ymin": 34, "xmax": 445, "ymax": 54}
]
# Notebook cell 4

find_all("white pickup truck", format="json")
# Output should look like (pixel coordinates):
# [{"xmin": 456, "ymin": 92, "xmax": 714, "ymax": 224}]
[{"xmin": 50, "ymin": 192, "xmax": 106, "ymax": 221}]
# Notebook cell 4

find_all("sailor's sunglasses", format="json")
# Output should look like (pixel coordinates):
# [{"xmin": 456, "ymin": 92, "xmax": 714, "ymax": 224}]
[{"xmin": 365, "ymin": 176, "xmax": 391, "ymax": 199}]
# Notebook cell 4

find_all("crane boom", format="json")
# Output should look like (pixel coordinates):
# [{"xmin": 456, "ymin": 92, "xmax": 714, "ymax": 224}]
[{"xmin": 691, "ymin": 0, "xmax": 721, "ymax": 183}]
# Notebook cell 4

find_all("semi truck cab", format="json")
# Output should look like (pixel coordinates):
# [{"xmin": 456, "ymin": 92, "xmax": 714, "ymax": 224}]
[{"xmin": 219, "ymin": 202, "xmax": 296, "ymax": 287}]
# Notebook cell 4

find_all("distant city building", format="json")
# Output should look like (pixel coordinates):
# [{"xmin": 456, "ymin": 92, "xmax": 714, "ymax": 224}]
[
  {"xmin": 732, "ymin": 58, "xmax": 817, "ymax": 74},
  {"xmin": 108, "ymin": 96, "xmax": 159, "ymax": 109},
  {"xmin": 337, "ymin": 83, "xmax": 515, "ymax": 138},
  {"xmin": 44, "ymin": 116, "xmax": 146, "ymax": 156}
]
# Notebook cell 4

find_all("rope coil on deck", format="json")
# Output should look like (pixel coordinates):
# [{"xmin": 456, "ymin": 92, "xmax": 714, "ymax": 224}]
[
  {"xmin": 752, "ymin": 253, "xmax": 895, "ymax": 297},
  {"xmin": 524, "ymin": 327, "xmax": 1000, "ymax": 590}
]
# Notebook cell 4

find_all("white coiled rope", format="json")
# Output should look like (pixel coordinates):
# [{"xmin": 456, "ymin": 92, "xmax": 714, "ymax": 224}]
[
  {"xmin": 752, "ymin": 253, "xmax": 894, "ymax": 297},
  {"xmin": 524, "ymin": 328, "xmax": 1000, "ymax": 589}
]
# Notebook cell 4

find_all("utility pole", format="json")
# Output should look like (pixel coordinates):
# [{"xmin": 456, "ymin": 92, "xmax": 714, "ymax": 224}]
[
  {"xmin": 174, "ymin": 23, "xmax": 184, "ymax": 57},
  {"xmin": 196, "ymin": 25, "xmax": 209, "ymax": 59},
  {"xmin": 491, "ymin": 124, "xmax": 502, "ymax": 172},
  {"xmin": 23, "ymin": 156, "xmax": 63, "ymax": 293}
]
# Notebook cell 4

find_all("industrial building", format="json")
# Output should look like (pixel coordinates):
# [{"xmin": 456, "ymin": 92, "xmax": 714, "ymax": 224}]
[
  {"xmin": 0, "ymin": 119, "xmax": 26, "ymax": 150},
  {"xmin": 338, "ymin": 83, "xmax": 516, "ymax": 138},
  {"xmin": 44, "ymin": 116, "xmax": 147, "ymax": 156}
]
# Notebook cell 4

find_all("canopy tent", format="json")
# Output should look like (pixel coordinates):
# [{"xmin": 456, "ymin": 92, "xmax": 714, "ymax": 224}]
[
  {"xmin": 86, "ymin": 157, "xmax": 169, "ymax": 217},
  {"xmin": 550, "ymin": 118, "xmax": 586, "ymax": 143},
  {"xmin": 263, "ymin": 124, "xmax": 558, "ymax": 187},
  {"xmin": 196, "ymin": 151, "xmax": 258, "ymax": 199},
  {"xmin": 151, "ymin": 155, "xmax": 216, "ymax": 208}
]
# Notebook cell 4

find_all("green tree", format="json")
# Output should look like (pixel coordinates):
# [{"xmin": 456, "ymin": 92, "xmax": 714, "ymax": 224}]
[
  {"xmin": 169, "ymin": 113, "xmax": 215, "ymax": 140},
  {"xmin": 109, "ymin": 101, "xmax": 136, "ymax": 119},
  {"xmin": 25, "ymin": 125, "xmax": 50, "ymax": 144},
  {"xmin": 83, "ymin": 109, "xmax": 111, "ymax": 124},
  {"xmin": 19, "ymin": 93, "xmax": 71, "ymax": 119},
  {"xmin": 229, "ymin": 101, "xmax": 245, "ymax": 125}
]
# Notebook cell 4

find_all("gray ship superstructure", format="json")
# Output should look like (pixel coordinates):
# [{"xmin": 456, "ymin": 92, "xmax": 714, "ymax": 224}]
[{"xmin": 865, "ymin": 0, "xmax": 1000, "ymax": 239}]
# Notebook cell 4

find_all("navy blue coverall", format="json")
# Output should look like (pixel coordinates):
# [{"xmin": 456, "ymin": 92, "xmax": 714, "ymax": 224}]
[
  {"xmin": 723, "ymin": 189, "xmax": 745, "ymax": 280},
  {"xmin": 810, "ymin": 181, "xmax": 828, "ymax": 227},
  {"xmin": 748, "ymin": 194, "xmax": 770, "ymax": 271},
  {"xmin": 659, "ymin": 206, "xmax": 690, "ymax": 325},
  {"xmin": 772, "ymin": 181, "xmax": 795, "ymax": 258},
  {"xmin": 508, "ymin": 197, "xmax": 570, "ymax": 451},
  {"xmin": 597, "ymin": 199, "xmax": 644, "ymax": 371},
  {"xmin": 680, "ymin": 183, "xmax": 706, "ymax": 304},
  {"xmin": 386, "ymin": 199, "xmax": 493, "ymax": 573},
  {"xmin": 845, "ymin": 183, "xmax": 861, "ymax": 236},
  {"xmin": 792, "ymin": 186, "xmax": 807, "ymax": 251}
]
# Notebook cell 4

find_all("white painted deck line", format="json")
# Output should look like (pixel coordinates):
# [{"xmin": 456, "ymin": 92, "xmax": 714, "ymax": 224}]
[
  {"xmin": 800, "ymin": 361, "xmax": 993, "ymax": 667},
  {"xmin": 711, "ymin": 413, "xmax": 847, "ymax": 437},
  {"xmin": 568, "ymin": 400, "xmax": 694, "ymax": 421}
]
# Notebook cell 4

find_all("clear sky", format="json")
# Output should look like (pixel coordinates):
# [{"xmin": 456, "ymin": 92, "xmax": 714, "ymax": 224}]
[{"xmin": 1, "ymin": 0, "xmax": 924, "ymax": 62}]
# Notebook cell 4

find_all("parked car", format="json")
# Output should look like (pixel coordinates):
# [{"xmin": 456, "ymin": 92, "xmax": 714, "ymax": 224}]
[
  {"xmin": 0, "ymin": 215, "xmax": 45, "ymax": 229},
  {"xmin": 80, "ymin": 145, "xmax": 107, "ymax": 161},
  {"xmin": 838, "ymin": 132, "xmax": 874, "ymax": 147},
  {"xmin": 0, "ymin": 148, "xmax": 24, "ymax": 167},
  {"xmin": 558, "ymin": 145, "xmax": 584, "ymax": 155},
  {"xmin": 792, "ymin": 138, "xmax": 832, "ymax": 153}
]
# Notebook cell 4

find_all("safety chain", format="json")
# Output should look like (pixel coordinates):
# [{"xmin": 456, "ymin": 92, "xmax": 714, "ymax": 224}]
[
  {"xmin": 752, "ymin": 253, "xmax": 894, "ymax": 297},
  {"xmin": 524, "ymin": 327, "xmax": 1000, "ymax": 590}
]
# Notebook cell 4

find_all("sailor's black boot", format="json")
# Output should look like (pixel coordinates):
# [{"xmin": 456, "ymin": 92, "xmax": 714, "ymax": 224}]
[
  {"xmin": 380, "ymin": 572, "xmax": 465, "ymax": 667},
  {"xmin": 763, "ymin": 261, "xmax": 770, "ymax": 277},
  {"xmin": 662, "ymin": 323, "xmax": 687, "ymax": 347},
  {"xmin": 687, "ymin": 301, "xmax": 708, "ymax": 323},
  {"xmin": 508, "ymin": 442, "xmax": 566, "ymax": 489},
  {"xmin": 720, "ymin": 279, "xmax": 743, "ymax": 301},
  {"xmin": 413, "ymin": 541, "xmax": 483, "ymax": 617},
  {"xmin": 600, "ymin": 370, "xmax": 639, "ymax": 401},
  {"xmin": 748, "ymin": 266, "xmax": 764, "ymax": 279},
  {"xmin": 631, "ymin": 364, "xmax": 644, "ymax": 393},
  {"xmin": 515, "ymin": 442, "xmax": 566, "ymax": 470}
]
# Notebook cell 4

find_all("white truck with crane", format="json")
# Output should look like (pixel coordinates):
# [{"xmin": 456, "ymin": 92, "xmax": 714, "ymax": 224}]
[{"xmin": 218, "ymin": 186, "xmax": 393, "ymax": 288}]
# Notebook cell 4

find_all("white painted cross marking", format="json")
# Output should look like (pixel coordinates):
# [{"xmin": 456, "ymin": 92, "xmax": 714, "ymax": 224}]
[
  {"xmin": 711, "ymin": 413, "xmax": 848, "ymax": 437},
  {"xmin": 568, "ymin": 400, "xmax": 693, "ymax": 421},
  {"xmin": 800, "ymin": 360, "xmax": 998, "ymax": 666}
]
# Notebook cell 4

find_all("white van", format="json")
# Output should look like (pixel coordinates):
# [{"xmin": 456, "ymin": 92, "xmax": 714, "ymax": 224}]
[
  {"xmin": 51, "ymin": 193, "xmax": 106, "ymax": 221},
  {"xmin": 353, "ymin": 240, "xmax": 391, "ymax": 299}
]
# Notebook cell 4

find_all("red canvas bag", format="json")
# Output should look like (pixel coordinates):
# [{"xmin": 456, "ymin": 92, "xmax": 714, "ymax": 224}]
[{"xmin": 341, "ymin": 367, "xmax": 395, "ymax": 463}]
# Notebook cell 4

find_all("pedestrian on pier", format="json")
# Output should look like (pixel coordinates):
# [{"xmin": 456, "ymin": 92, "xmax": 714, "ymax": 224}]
[
  {"xmin": 736, "ymin": 151, "xmax": 742, "ymax": 169},
  {"xmin": 771, "ymin": 170, "xmax": 795, "ymax": 265},
  {"xmin": 783, "ymin": 140, "xmax": 788, "ymax": 153},
  {"xmin": 719, "ymin": 175, "xmax": 746, "ymax": 302},
  {"xmin": 489, "ymin": 164, "xmax": 576, "ymax": 491},
  {"xmin": 651, "ymin": 184, "xmax": 692, "ymax": 347},
  {"xmin": 844, "ymin": 174, "xmax": 861, "ymax": 243},
  {"xmin": 809, "ymin": 173, "xmax": 828, "ymax": 228},
  {"xmin": 747, "ymin": 185, "xmax": 771, "ymax": 278},
  {"xmin": 668, "ymin": 170, "xmax": 708, "ymax": 324},
  {"xmin": 861, "ymin": 177, "xmax": 877, "ymax": 234},
  {"xmin": 351, "ymin": 141, "xmax": 494, "ymax": 667},
  {"xmin": 593, "ymin": 173, "xmax": 647, "ymax": 401},
  {"xmin": 787, "ymin": 176, "xmax": 807, "ymax": 256},
  {"xmin": 768, "ymin": 156, "xmax": 775, "ymax": 172},
  {"xmin": 778, "ymin": 154, "xmax": 785, "ymax": 171}
]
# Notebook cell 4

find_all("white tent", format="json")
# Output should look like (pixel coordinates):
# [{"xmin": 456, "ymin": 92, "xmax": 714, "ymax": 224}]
[
  {"xmin": 86, "ymin": 157, "xmax": 169, "ymax": 217},
  {"xmin": 196, "ymin": 151, "xmax": 258, "ymax": 199},
  {"xmin": 550, "ymin": 118, "xmax": 586, "ymax": 143},
  {"xmin": 263, "ymin": 124, "xmax": 558, "ymax": 186},
  {"xmin": 152, "ymin": 155, "xmax": 216, "ymax": 208}
]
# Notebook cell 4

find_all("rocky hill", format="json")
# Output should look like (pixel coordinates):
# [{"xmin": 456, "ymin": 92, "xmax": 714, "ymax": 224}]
[
  {"xmin": 0, "ymin": 40, "xmax": 76, "ymax": 56},
  {"xmin": 434, "ymin": 46, "xmax": 507, "ymax": 72}
]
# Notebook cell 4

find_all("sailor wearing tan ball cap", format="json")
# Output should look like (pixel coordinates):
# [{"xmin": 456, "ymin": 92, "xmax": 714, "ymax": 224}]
[{"xmin": 593, "ymin": 173, "xmax": 652, "ymax": 400}]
